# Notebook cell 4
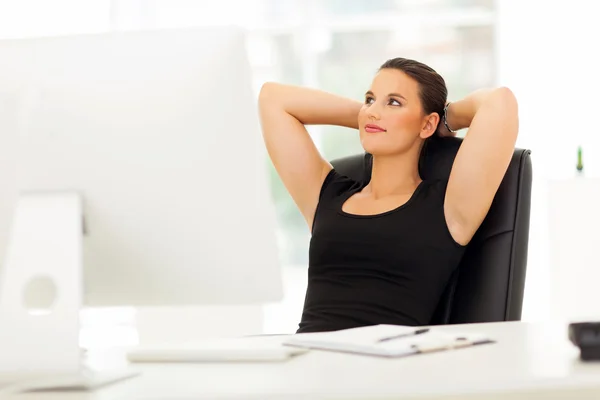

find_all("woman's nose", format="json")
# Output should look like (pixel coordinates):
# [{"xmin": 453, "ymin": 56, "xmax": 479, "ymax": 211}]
[{"xmin": 366, "ymin": 104, "xmax": 381, "ymax": 120}]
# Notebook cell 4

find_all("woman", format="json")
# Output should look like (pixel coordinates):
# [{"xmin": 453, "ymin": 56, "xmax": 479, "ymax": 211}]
[{"xmin": 258, "ymin": 57, "xmax": 519, "ymax": 333}]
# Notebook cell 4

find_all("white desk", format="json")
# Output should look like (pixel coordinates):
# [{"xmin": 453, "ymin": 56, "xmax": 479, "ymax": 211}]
[{"xmin": 5, "ymin": 321, "xmax": 600, "ymax": 400}]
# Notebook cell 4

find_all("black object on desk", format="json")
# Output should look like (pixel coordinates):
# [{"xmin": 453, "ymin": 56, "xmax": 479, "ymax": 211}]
[{"xmin": 569, "ymin": 322, "xmax": 600, "ymax": 361}]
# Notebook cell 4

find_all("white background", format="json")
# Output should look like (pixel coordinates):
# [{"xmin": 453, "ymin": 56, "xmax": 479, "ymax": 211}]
[{"xmin": 1, "ymin": 0, "xmax": 599, "ymax": 344}]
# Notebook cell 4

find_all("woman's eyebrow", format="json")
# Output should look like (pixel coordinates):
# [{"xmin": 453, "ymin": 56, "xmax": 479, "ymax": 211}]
[
  {"xmin": 364, "ymin": 90, "xmax": 406, "ymax": 101},
  {"xmin": 388, "ymin": 92, "xmax": 407, "ymax": 101}
]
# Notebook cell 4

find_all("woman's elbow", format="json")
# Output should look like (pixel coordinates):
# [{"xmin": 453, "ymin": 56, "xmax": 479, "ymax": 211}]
[
  {"xmin": 258, "ymin": 82, "xmax": 276, "ymax": 105},
  {"xmin": 493, "ymin": 86, "xmax": 518, "ymax": 114},
  {"xmin": 490, "ymin": 86, "xmax": 519, "ymax": 134}
]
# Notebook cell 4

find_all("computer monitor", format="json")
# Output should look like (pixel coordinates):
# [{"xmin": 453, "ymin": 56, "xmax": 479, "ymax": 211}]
[
  {"xmin": 0, "ymin": 26, "xmax": 282, "ymax": 385},
  {"xmin": 0, "ymin": 121, "xmax": 17, "ymax": 276}
]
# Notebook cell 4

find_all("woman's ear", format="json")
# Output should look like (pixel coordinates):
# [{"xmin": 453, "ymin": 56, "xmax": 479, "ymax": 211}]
[{"xmin": 420, "ymin": 112, "xmax": 440, "ymax": 139}]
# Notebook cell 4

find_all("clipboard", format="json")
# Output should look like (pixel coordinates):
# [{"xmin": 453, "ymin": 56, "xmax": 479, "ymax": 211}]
[{"xmin": 283, "ymin": 324, "xmax": 495, "ymax": 358}]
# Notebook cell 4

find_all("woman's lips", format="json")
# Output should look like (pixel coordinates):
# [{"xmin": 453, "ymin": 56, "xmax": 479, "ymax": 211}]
[{"xmin": 365, "ymin": 124, "xmax": 386, "ymax": 133}]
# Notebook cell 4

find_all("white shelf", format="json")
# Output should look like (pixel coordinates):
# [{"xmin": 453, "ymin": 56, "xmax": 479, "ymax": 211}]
[{"xmin": 548, "ymin": 177, "xmax": 600, "ymax": 321}]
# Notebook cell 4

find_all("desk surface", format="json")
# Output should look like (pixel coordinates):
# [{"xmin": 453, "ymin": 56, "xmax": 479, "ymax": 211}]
[{"xmin": 5, "ymin": 321, "xmax": 600, "ymax": 400}]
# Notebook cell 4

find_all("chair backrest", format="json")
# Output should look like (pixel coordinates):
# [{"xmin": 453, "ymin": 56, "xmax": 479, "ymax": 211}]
[{"xmin": 329, "ymin": 136, "xmax": 532, "ymax": 324}]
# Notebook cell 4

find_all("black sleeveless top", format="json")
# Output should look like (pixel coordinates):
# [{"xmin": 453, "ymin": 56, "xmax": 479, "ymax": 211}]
[{"xmin": 297, "ymin": 169, "xmax": 466, "ymax": 333}]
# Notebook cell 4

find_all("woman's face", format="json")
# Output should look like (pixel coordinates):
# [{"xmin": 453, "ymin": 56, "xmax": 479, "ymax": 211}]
[{"xmin": 358, "ymin": 68, "xmax": 437, "ymax": 156}]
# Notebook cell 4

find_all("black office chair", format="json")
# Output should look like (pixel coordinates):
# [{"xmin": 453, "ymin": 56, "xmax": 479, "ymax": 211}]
[{"xmin": 330, "ymin": 135, "xmax": 532, "ymax": 325}]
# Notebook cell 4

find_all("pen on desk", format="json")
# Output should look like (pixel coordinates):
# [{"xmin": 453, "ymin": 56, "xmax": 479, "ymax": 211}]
[{"xmin": 376, "ymin": 328, "xmax": 430, "ymax": 343}]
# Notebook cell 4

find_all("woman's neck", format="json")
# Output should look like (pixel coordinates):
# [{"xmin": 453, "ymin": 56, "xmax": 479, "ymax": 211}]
[{"xmin": 366, "ymin": 151, "xmax": 422, "ymax": 199}]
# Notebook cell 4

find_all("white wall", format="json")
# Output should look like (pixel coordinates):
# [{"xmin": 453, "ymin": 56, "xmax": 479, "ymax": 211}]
[
  {"xmin": 497, "ymin": 0, "xmax": 600, "ymax": 321},
  {"xmin": 0, "ymin": 0, "xmax": 110, "ymax": 38}
]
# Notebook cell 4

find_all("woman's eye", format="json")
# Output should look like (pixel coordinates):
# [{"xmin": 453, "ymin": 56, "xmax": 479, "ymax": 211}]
[
  {"xmin": 389, "ymin": 99, "xmax": 401, "ymax": 106},
  {"xmin": 365, "ymin": 97, "xmax": 374, "ymax": 105}
]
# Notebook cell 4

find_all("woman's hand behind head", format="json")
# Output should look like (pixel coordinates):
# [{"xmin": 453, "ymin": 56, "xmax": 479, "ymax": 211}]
[{"xmin": 437, "ymin": 102, "xmax": 457, "ymax": 137}]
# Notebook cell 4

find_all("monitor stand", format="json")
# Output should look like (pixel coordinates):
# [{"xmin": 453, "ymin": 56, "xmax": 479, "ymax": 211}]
[{"xmin": 0, "ymin": 192, "xmax": 140, "ymax": 393}]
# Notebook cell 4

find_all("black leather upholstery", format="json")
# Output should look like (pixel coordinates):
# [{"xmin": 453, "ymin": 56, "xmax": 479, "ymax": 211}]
[{"xmin": 329, "ymin": 136, "xmax": 532, "ymax": 324}]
